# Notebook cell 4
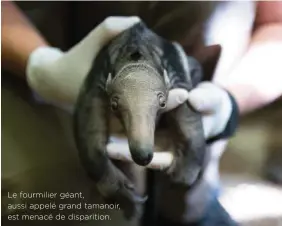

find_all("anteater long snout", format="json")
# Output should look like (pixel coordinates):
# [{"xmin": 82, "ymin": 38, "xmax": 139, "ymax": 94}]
[{"xmin": 123, "ymin": 111, "xmax": 156, "ymax": 166}]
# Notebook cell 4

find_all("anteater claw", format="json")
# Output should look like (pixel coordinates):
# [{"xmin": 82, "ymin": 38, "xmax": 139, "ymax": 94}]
[
  {"xmin": 134, "ymin": 194, "xmax": 147, "ymax": 204},
  {"xmin": 124, "ymin": 182, "xmax": 135, "ymax": 190},
  {"xmin": 101, "ymin": 172, "xmax": 147, "ymax": 220}
]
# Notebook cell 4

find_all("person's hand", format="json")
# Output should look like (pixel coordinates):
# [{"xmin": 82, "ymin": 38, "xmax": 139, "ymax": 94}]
[
  {"xmin": 186, "ymin": 81, "xmax": 238, "ymax": 142},
  {"xmin": 26, "ymin": 16, "xmax": 141, "ymax": 110}
]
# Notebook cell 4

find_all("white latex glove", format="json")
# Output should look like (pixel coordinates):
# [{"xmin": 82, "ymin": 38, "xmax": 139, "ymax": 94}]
[
  {"xmin": 27, "ymin": 16, "xmax": 141, "ymax": 110},
  {"xmin": 187, "ymin": 81, "xmax": 234, "ymax": 140}
]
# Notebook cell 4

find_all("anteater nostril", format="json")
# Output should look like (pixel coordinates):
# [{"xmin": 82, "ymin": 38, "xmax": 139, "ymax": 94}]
[{"xmin": 132, "ymin": 151, "xmax": 153, "ymax": 166}]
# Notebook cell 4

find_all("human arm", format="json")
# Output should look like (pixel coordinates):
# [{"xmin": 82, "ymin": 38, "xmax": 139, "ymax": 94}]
[
  {"xmin": 2, "ymin": 1, "xmax": 142, "ymax": 106},
  {"xmin": 216, "ymin": 1, "xmax": 282, "ymax": 114},
  {"xmin": 182, "ymin": 2, "xmax": 282, "ymax": 141},
  {"xmin": 1, "ymin": 1, "xmax": 49, "ymax": 78}
]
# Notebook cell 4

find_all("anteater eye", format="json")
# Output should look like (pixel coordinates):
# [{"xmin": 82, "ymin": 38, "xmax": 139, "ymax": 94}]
[
  {"xmin": 158, "ymin": 93, "xmax": 166, "ymax": 109},
  {"xmin": 111, "ymin": 97, "xmax": 119, "ymax": 111}
]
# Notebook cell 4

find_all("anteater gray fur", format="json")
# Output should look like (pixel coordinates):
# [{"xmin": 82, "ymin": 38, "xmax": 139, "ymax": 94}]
[{"xmin": 73, "ymin": 21, "xmax": 206, "ymax": 219}]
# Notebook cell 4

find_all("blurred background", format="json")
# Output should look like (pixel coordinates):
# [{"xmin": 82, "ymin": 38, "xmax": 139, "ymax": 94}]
[{"xmin": 219, "ymin": 98, "xmax": 282, "ymax": 226}]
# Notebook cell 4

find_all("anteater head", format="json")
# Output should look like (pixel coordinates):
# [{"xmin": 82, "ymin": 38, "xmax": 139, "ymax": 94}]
[{"xmin": 106, "ymin": 62, "xmax": 170, "ymax": 166}]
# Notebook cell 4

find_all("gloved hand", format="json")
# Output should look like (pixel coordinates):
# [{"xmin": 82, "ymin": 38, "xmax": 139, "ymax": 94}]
[
  {"xmin": 26, "ymin": 16, "xmax": 141, "ymax": 111},
  {"xmin": 186, "ymin": 81, "xmax": 239, "ymax": 143}
]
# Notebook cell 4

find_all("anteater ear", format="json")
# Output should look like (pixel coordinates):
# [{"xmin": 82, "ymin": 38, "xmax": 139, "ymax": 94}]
[
  {"xmin": 191, "ymin": 44, "xmax": 222, "ymax": 82},
  {"xmin": 106, "ymin": 72, "xmax": 112, "ymax": 92}
]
